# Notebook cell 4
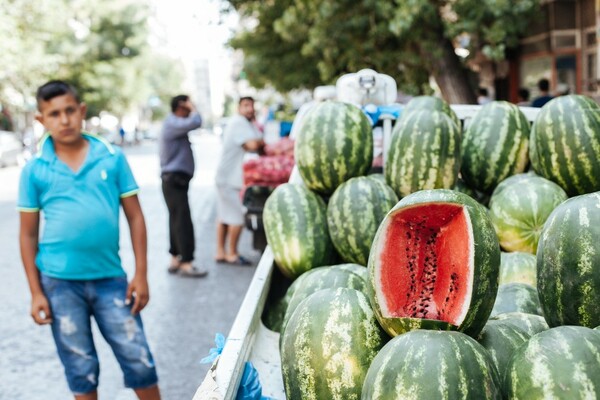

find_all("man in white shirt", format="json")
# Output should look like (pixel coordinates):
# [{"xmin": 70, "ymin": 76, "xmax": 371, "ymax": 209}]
[{"xmin": 214, "ymin": 97, "xmax": 264, "ymax": 265}]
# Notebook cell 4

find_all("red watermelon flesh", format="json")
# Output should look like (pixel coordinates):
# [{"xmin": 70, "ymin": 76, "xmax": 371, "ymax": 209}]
[{"xmin": 376, "ymin": 203, "xmax": 473, "ymax": 326}]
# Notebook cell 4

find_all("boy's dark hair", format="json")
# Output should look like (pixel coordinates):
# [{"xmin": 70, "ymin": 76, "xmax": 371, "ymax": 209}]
[
  {"xmin": 538, "ymin": 78, "xmax": 550, "ymax": 92},
  {"xmin": 36, "ymin": 80, "xmax": 80, "ymax": 110},
  {"xmin": 239, "ymin": 96, "xmax": 254, "ymax": 105},
  {"xmin": 170, "ymin": 95, "xmax": 189, "ymax": 112},
  {"xmin": 518, "ymin": 88, "xmax": 530, "ymax": 101}
]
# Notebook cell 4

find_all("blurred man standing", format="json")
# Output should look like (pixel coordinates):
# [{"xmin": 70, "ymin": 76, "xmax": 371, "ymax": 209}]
[
  {"xmin": 215, "ymin": 97, "xmax": 264, "ymax": 265},
  {"xmin": 159, "ymin": 95, "xmax": 207, "ymax": 277}
]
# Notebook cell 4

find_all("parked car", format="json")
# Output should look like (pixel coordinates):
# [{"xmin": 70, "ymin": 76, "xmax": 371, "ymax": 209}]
[{"xmin": 0, "ymin": 130, "xmax": 23, "ymax": 167}]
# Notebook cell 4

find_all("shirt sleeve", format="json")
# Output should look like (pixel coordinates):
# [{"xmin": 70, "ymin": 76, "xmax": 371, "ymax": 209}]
[
  {"xmin": 163, "ymin": 113, "xmax": 202, "ymax": 139},
  {"xmin": 115, "ymin": 149, "xmax": 140, "ymax": 198},
  {"xmin": 231, "ymin": 118, "xmax": 259, "ymax": 147},
  {"xmin": 17, "ymin": 162, "xmax": 41, "ymax": 212}
]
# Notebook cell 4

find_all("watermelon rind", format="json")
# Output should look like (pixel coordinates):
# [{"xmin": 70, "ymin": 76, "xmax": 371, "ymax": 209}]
[
  {"xmin": 263, "ymin": 183, "xmax": 335, "ymax": 279},
  {"xmin": 362, "ymin": 330, "xmax": 502, "ymax": 400},
  {"xmin": 477, "ymin": 320, "xmax": 530, "ymax": 389},
  {"xmin": 537, "ymin": 192, "xmax": 600, "ymax": 328},
  {"xmin": 489, "ymin": 173, "xmax": 567, "ymax": 254},
  {"xmin": 279, "ymin": 264, "xmax": 367, "ymax": 338},
  {"xmin": 327, "ymin": 177, "xmax": 398, "ymax": 266},
  {"xmin": 295, "ymin": 101, "xmax": 373, "ymax": 195},
  {"xmin": 529, "ymin": 94, "xmax": 600, "ymax": 196},
  {"xmin": 491, "ymin": 283, "xmax": 543, "ymax": 317},
  {"xmin": 499, "ymin": 252, "xmax": 537, "ymax": 286},
  {"xmin": 401, "ymin": 95, "xmax": 460, "ymax": 127},
  {"xmin": 505, "ymin": 326, "xmax": 600, "ymax": 399},
  {"xmin": 461, "ymin": 101, "xmax": 530, "ymax": 194},
  {"xmin": 281, "ymin": 288, "xmax": 387, "ymax": 400},
  {"xmin": 385, "ymin": 110, "xmax": 461, "ymax": 198},
  {"xmin": 490, "ymin": 312, "xmax": 549, "ymax": 336}
]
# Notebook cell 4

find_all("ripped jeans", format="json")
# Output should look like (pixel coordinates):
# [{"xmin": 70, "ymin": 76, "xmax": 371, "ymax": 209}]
[{"xmin": 40, "ymin": 274, "xmax": 158, "ymax": 395}]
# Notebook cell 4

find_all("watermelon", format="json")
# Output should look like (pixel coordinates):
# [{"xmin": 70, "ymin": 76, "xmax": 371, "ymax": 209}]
[
  {"xmin": 263, "ymin": 183, "xmax": 335, "ymax": 279},
  {"xmin": 499, "ymin": 252, "xmax": 537, "ymax": 286},
  {"xmin": 537, "ymin": 192, "xmax": 600, "ymax": 328},
  {"xmin": 529, "ymin": 94, "xmax": 600, "ymax": 196},
  {"xmin": 505, "ymin": 326, "xmax": 600, "ymax": 399},
  {"xmin": 362, "ymin": 330, "xmax": 502, "ymax": 399},
  {"xmin": 281, "ymin": 288, "xmax": 387, "ymax": 400},
  {"xmin": 368, "ymin": 173, "xmax": 386, "ymax": 184},
  {"xmin": 385, "ymin": 110, "xmax": 461, "ymax": 198},
  {"xmin": 489, "ymin": 173, "xmax": 567, "ymax": 254},
  {"xmin": 477, "ymin": 320, "xmax": 530, "ymax": 389},
  {"xmin": 295, "ymin": 101, "xmax": 373, "ymax": 195},
  {"xmin": 461, "ymin": 101, "xmax": 530, "ymax": 194},
  {"xmin": 402, "ymin": 95, "xmax": 460, "ymax": 127},
  {"xmin": 327, "ymin": 177, "xmax": 398, "ymax": 266},
  {"xmin": 280, "ymin": 264, "xmax": 367, "ymax": 337},
  {"xmin": 491, "ymin": 283, "xmax": 543, "ymax": 317},
  {"xmin": 368, "ymin": 189, "xmax": 500, "ymax": 338},
  {"xmin": 491, "ymin": 312, "xmax": 549, "ymax": 336},
  {"xmin": 453, "ymin": 177, "xmax": 490, "ymax": 206}
]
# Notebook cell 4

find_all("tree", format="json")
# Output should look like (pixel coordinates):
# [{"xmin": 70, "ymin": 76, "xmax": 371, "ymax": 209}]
[
  {"xmin": 225, "ymin": 0, "xmax": 539, "ymax": 103},
  {"xmin": 0, "ymin": 0, "xmax": 184, "ymax": 121}
]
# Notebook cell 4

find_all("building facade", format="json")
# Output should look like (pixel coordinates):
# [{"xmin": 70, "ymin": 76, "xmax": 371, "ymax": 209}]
[{"xmin": 511, "ymin": 0, "xmax": 597, "ymax": 100}]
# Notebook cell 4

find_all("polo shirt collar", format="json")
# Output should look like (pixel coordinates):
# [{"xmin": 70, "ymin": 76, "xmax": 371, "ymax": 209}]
[{"xmin": 37, "ymin": 132, "xmax": 115, "ymax": 164}]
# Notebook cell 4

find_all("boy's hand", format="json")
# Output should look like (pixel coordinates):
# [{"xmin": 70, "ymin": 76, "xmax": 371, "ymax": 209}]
[
  {"xmin": 126, "ymin": 274, "xmax": 149, "ymax": 315},
  {"xmin": 31, "ymin": 293, "xmax": 52, "ymax": 325}
]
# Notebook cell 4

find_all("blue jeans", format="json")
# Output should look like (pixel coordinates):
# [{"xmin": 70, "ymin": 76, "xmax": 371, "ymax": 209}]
[{"xmin": 40, "ymin": 274, "xmax": 158, "ymax": 395}]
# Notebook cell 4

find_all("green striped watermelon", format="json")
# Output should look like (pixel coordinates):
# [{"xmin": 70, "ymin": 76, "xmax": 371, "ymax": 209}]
[
  {"xmin": 477, "ymin": 320, "xmax": 530, "ymax": 389},
  {"xmin": 368, "ymin": 189, "xmax": 500, "ymax": 338},
  {"xmin": 490, "ymin": 312, "xmax": 549, "ymax": 336},
  {"xmin": 530, "ymin": 95, "xmax": 600, "ymax": 196},
  {"xmin": 295, "ymin": 101, "xmax": 373, "ymax": 195},
  {"xmin": 402, "ymin": 95, "xmax": 460, "ymax": 127},
  {"xmin": 368, "ymin": 173, "xmax": 386, "ymax": 184},
  {"xmin": 385, "ymin": 110, "xmax": 461, "ymax": 198},
  {"xmin": 327, "ymin": 177, "xmax": 398, "ymax": 266},
  {"xmin": 491, "ymin": 283, "xmax": 542, "ymax": 317},
  {"xmin": 505, "ymin": 326, "xmax": 600, "ymax": 399},
  {"xmin": 263, "ymin": 183, "xmax": 335, "ymax": 279},
  {"xmin": 453, "ymin": 177, "xmax": 490, "ymax": 206},
  {"xmin": 537, "ymin": 192, "xmax": 600, "ymax": 328},
  {"xmin": 489, "ymin": 173, "xmax": 567, "ymax": 254},
  {"xmin": 362, "ymin": 330, "xmax": 502, "ymax": 399},
  {"xmin": 499, "ymin": 252, "xmax": 537, "ymax": 286},
  {"xmin": 281, "ymin": 288, "xmax": 387, "ymax": 400},
  {"xmin": 461, "ymin": 101, "xmax": 530, "ymax": 194},
  {"xmin": 280, "ymin": 264, "xmax": 367, "ymax": 338}
]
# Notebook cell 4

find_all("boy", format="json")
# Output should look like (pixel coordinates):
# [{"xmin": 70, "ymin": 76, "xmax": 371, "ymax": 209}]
[{"xmin": 18, "ymin": 80, "xmax": 160, "ymax": 400}]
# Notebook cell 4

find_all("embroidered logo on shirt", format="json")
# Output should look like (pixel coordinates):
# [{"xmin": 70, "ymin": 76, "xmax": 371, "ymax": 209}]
[{"xmin": 101, "ymin": 170, "xmax": 107, "ymax": 180}]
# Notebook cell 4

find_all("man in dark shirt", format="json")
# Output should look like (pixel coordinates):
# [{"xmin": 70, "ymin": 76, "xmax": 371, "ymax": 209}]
[
  {"xmin": 531, "ymin": 78, "xmax": 553, "ymax": 108},
  {"xmin": 159, "ymin": 95, "xmax": 207, "ymax": 277}
]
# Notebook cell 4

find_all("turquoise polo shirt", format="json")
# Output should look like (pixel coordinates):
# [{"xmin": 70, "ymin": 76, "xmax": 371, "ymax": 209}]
[{"xmin": 18, "ymin": 133, "xmax": 139, "ymax": 280}]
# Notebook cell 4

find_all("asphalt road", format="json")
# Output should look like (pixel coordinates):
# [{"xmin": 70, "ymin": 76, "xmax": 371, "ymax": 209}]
[{"xmin": 0, "ymin": 134, "xmax": 261, "ymax": 399}]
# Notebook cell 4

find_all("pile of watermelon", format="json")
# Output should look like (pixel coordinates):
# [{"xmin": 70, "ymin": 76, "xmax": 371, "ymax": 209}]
[{"xmin": 261, "ymin": 96, "xmax": 600, "ymax": 399}]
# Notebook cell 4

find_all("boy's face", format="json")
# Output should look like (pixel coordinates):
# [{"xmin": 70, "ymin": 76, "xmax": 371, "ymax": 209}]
[{"xmin": 36, "ymin": 93, "xmax": 87, "ymax": 146}]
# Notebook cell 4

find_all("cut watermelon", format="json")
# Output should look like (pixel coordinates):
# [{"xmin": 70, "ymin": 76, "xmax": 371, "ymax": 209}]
[{"xmin": 368, "ymin": 190, "xmax": 500, "ymax": 338}]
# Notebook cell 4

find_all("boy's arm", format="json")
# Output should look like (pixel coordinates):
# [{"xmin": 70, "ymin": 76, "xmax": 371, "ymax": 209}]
[
  {"xmin": 19, "ymin": 211, "xmax": 52, "ymax": 325},
  {"xmin": 121, "ymin": 194, "xmax": 149, "ymax": 315}
]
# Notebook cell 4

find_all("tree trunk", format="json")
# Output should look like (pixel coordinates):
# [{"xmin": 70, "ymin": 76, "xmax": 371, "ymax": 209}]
[{"xmin": 426, "ymin": 36, "xmax": 477, "ymax": 104}]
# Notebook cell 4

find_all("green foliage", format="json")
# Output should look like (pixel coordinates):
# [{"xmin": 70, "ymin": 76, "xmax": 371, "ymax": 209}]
[
  {"xmin": 225, "ymin": 0, "xmax": 539, "ymax": 99},
  {"xmin": 0, "ymin": 0, "xmax": 184, "ymax": 118}
]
